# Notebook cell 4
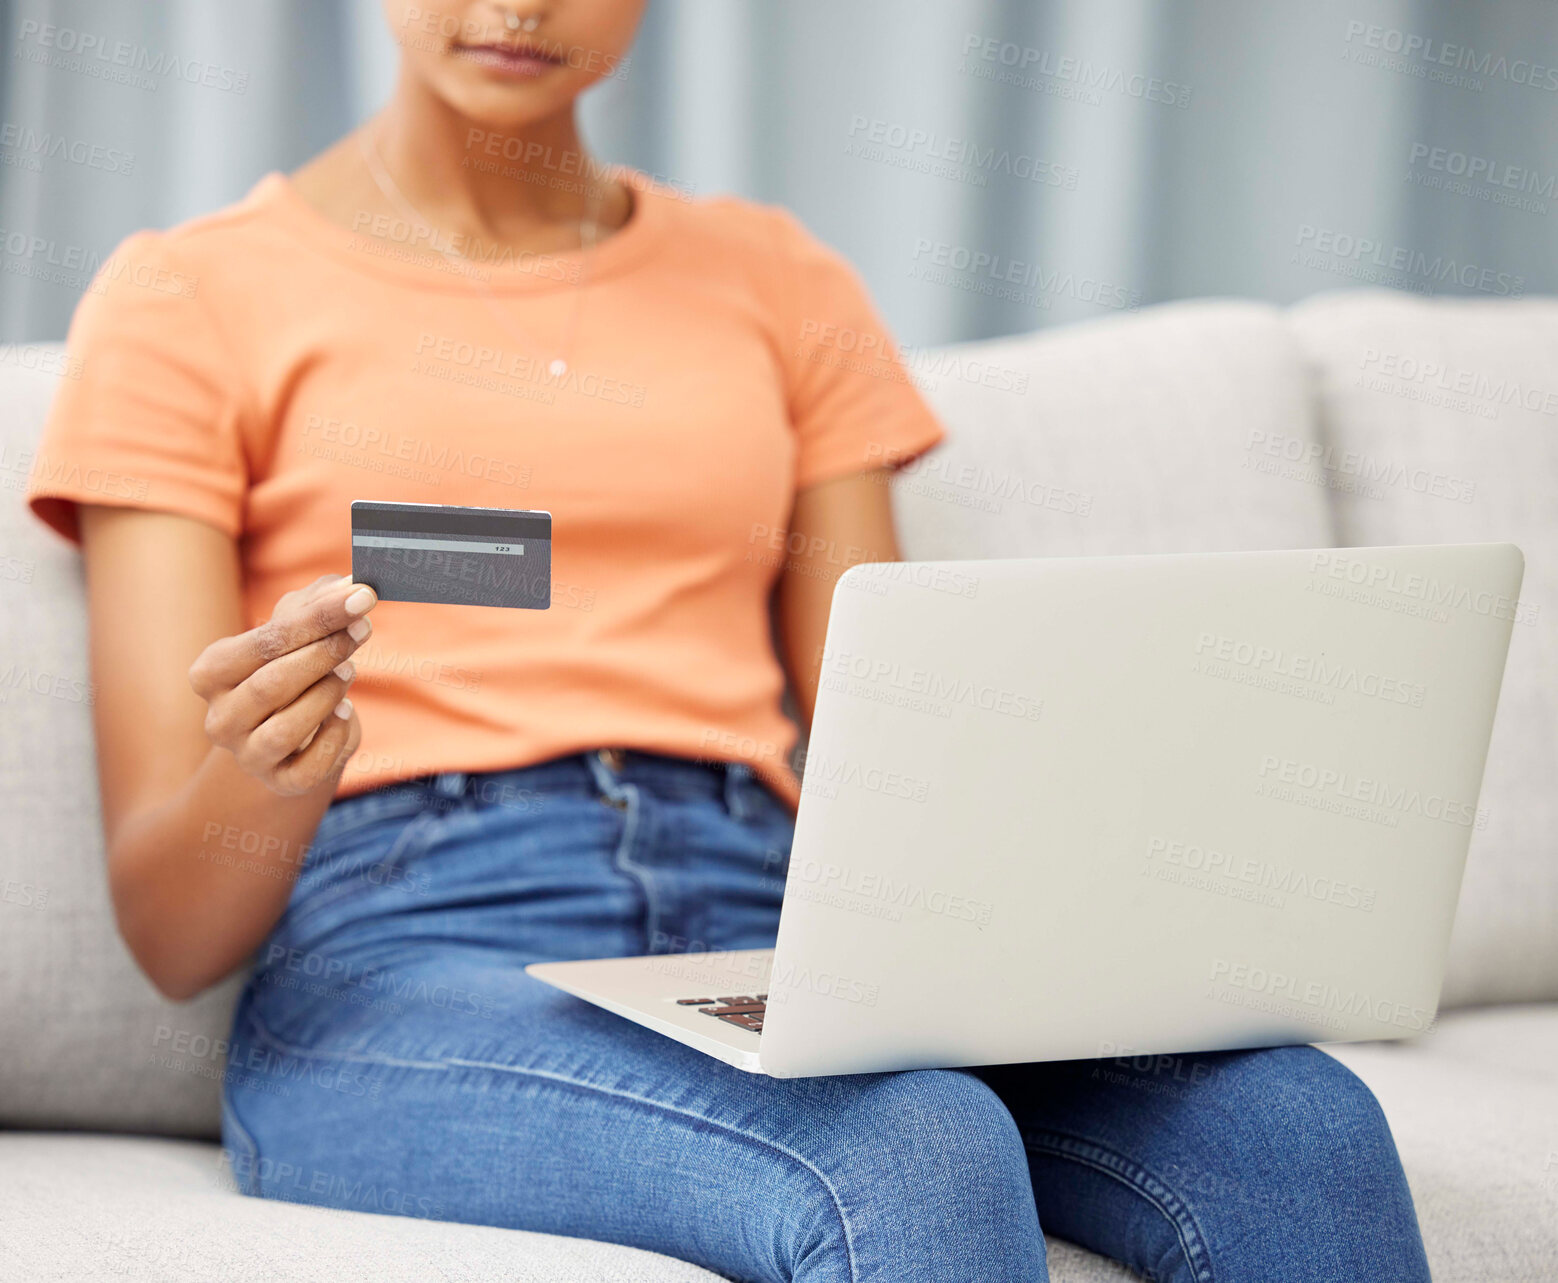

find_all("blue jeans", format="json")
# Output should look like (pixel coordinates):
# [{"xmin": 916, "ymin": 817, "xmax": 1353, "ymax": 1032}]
[{"xmin": 222, "ymin": 751, "xmax": 1431, "ymax": 1283}]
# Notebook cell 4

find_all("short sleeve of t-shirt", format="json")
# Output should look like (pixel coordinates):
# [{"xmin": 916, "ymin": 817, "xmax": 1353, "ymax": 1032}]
[
  {"xmin": 27, "ymin": 230, "xmax": 250, "ymax": 544},
  {"xmin": 769, "ymin": 209, "xmax": 945, "ymax": 489}
]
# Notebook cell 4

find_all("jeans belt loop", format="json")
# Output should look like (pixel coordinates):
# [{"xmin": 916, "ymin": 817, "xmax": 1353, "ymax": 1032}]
[
  {"xmin": 587, "ymin": 749, "xmax": 630, "ymax": 810},
  {"xmin": 722, "ymin": 762, "xmax": 752, "ymax": 820},
  {"xmin": 432, "ymin": 771, "xmax": 467, "ymax": 799}
]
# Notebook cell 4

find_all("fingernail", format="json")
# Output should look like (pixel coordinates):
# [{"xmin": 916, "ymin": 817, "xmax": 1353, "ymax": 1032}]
[
  {"xmin": 345, "ymin": 586, "xmax": 376, "ymax": 615},
  {"xmin": 347, "ymin": 618, "xmax": 371, "ymax": 643},
  {"xmin": 334, "ymin": 661, "xmax": 355, "ymax": 682},
  {"xmin": 334, "ymin": 698, "xmax": 353, "ymax": 720}
]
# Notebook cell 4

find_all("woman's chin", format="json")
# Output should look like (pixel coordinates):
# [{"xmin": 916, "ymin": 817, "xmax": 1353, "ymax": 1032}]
[{"xmin": 430, "ymin": 78, "xmax": 577, "ymax": 135}]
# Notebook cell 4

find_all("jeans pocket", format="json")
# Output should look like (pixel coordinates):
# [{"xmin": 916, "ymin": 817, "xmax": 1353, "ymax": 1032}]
[
  {"xmin": 285, "ymin": 800, "xmax": 445, "ymax": 944},
  {"xmin": 741, "ymin": 777, "xmax": 796, "ymax": 846},
  {"xmin": 310, "ymin": 782, "xmax": 435, "ymax": 850}
]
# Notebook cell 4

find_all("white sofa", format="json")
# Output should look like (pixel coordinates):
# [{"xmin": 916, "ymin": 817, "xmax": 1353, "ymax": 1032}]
[{"xmin": 3, "ymin": 291, "xmax": 1556, "ymax": 1281}]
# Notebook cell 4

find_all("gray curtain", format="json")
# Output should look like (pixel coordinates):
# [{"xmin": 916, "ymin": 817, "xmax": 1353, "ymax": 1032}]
[{"xmin": 3, "ymin": 0, "xmax": 1555, "ymax": 346}]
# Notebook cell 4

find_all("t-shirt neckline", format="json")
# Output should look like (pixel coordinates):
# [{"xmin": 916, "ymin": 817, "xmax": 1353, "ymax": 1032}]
[{"xmin": 255, "ymin": 165, "xmax": 670, "ymax": 294}]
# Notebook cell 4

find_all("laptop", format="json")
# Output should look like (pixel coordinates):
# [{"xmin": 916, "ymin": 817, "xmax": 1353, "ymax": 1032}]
[{"xmin": 528, "ymin": 543, "xmax": 1523, "ymax": 1077}]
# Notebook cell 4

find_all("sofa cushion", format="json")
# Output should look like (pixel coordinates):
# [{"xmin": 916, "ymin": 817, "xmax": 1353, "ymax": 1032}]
[
  {"xmin": 0, "ymin": 1132, "xmax": 725, "ymax": 1282},
  {"xmin": 0, "ymin": 347, "xmax": 244, "ymax": 1137},
  {"xmin": 893, "ymin": 298, "xmax": 1335, "ymax": 560},
  {"xmin": 0, "ymin": 1131, "xmax": 1137, "ymax": 1282},
  {"xmin": 9, "ymin": 1005, "xmax": 1552, "ymax": 1282},
  {"xmin": 1288, "ymin": 292, "xmax": 1558, "ymax": 1007},
  {"xmin": 1325, "ymin": 1004, "xmax": 1558, "ymax": 1282}
]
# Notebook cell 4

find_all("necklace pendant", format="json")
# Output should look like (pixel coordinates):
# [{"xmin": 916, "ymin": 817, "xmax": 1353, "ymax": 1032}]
[{"xmin": 548, "ymin": 358, "xmax": 568, "ymax": 377}]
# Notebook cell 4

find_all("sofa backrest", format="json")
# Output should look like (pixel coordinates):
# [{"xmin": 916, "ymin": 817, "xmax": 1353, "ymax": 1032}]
[
  {"xmin": 0, "ymin": 347, "xmax": 244, "ymax": 1138},
  {"xmin": 1, "ymin": 291, "xmax": 1552, "ymax": 1137},
  {"xmin": 893, "ymin": 299, "xmax": 1333, "ymax": 560},
  {"xmin": 900, "ymin": 291, "xmax": 1558, "ymax": 1013},
  {"xmin": 1286, "ymin": 291, "xmax": 1558, "ymax": 1008}
]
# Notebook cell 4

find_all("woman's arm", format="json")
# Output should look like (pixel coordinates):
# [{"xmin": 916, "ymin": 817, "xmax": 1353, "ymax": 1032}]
[
  {"xmin": 775, "ymin": 469, "xmax": 901, "ymax": 728},
  {"xmin": 78, "ymin": 505, "xmax": 375, "ymax": 1000}
]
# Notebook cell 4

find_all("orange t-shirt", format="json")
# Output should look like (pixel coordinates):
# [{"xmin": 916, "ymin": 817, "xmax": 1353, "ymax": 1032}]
[{"xmin": 26, "ymin": 171, "xmax": 943, "ymax": 808}]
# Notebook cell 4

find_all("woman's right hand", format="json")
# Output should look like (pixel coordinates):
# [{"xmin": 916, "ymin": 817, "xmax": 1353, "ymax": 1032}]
[{"xmin": 188, "ymin": 574, "xmax": 378, "ymax": 796}]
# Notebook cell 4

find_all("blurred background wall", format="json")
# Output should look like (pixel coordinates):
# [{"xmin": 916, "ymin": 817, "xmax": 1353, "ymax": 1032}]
[{"xmin": 1, "ymin": 0, "xmax": 1555, "ymax": 346}]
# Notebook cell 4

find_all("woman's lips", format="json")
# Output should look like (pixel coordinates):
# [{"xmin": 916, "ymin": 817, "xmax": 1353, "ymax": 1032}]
[{"xmin": 452, "ymin": 43, "xmax": 563, "ymax": 79}]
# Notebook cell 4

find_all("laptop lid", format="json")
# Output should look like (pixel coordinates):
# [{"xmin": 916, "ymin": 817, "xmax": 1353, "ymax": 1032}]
[{"xmin": 756, "ymin": 544, "xmax": 1523, "ymax": 1077}]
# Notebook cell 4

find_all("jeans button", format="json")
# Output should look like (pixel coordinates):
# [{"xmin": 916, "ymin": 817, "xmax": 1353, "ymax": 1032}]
[{"xmin": 597, "ymin": 748, "xmax": 626, "ymax": 772}]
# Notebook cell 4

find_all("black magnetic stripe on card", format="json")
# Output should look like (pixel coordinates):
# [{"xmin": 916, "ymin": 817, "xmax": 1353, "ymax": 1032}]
[
  {"xmin": 351, "ymin": 504, "xmax": 552, "ymax": 540},
  {"xmin": 351, "ymin": 527, "xmax": 546, "ymax": 545}
]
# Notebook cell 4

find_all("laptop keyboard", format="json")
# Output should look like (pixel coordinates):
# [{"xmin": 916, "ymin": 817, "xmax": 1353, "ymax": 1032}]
[{"xmin": 676, "ymin": 994, "xmax": 767, "ymax": 1033}]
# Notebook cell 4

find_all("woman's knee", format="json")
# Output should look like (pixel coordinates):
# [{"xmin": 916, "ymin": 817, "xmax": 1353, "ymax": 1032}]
[
  {"xmin": 1191, "ymin": 1046, "xmax": 1424, "ymax": 1244},
  {"xmin": 1219, "ymin": 1045, "xmax": 1401, "ymax": 1171},
  {"xmin": 780, "ymin": 1069, "xmax": 1046, "ymax": 1282},
  {"xmin": 859, "ymin": 1068, "xmax": 1032, "ymax": 1180}
]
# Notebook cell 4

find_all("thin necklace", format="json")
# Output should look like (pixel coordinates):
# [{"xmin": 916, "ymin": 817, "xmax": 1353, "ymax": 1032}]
[{"xmin": 359, "ymin": 125, "xmax": 605, "ymax": 378}]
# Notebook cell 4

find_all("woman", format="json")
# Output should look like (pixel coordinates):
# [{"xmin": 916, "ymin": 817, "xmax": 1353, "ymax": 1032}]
[{"xmin": 28, "ymin": 2, "xmax": 1432, "ymax": 1279}]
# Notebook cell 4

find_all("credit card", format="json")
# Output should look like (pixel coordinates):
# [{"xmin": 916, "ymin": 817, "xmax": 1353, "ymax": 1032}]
[{"xmin": 351, "ymin": 500, "xmax": 551, "ymax": 609}]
